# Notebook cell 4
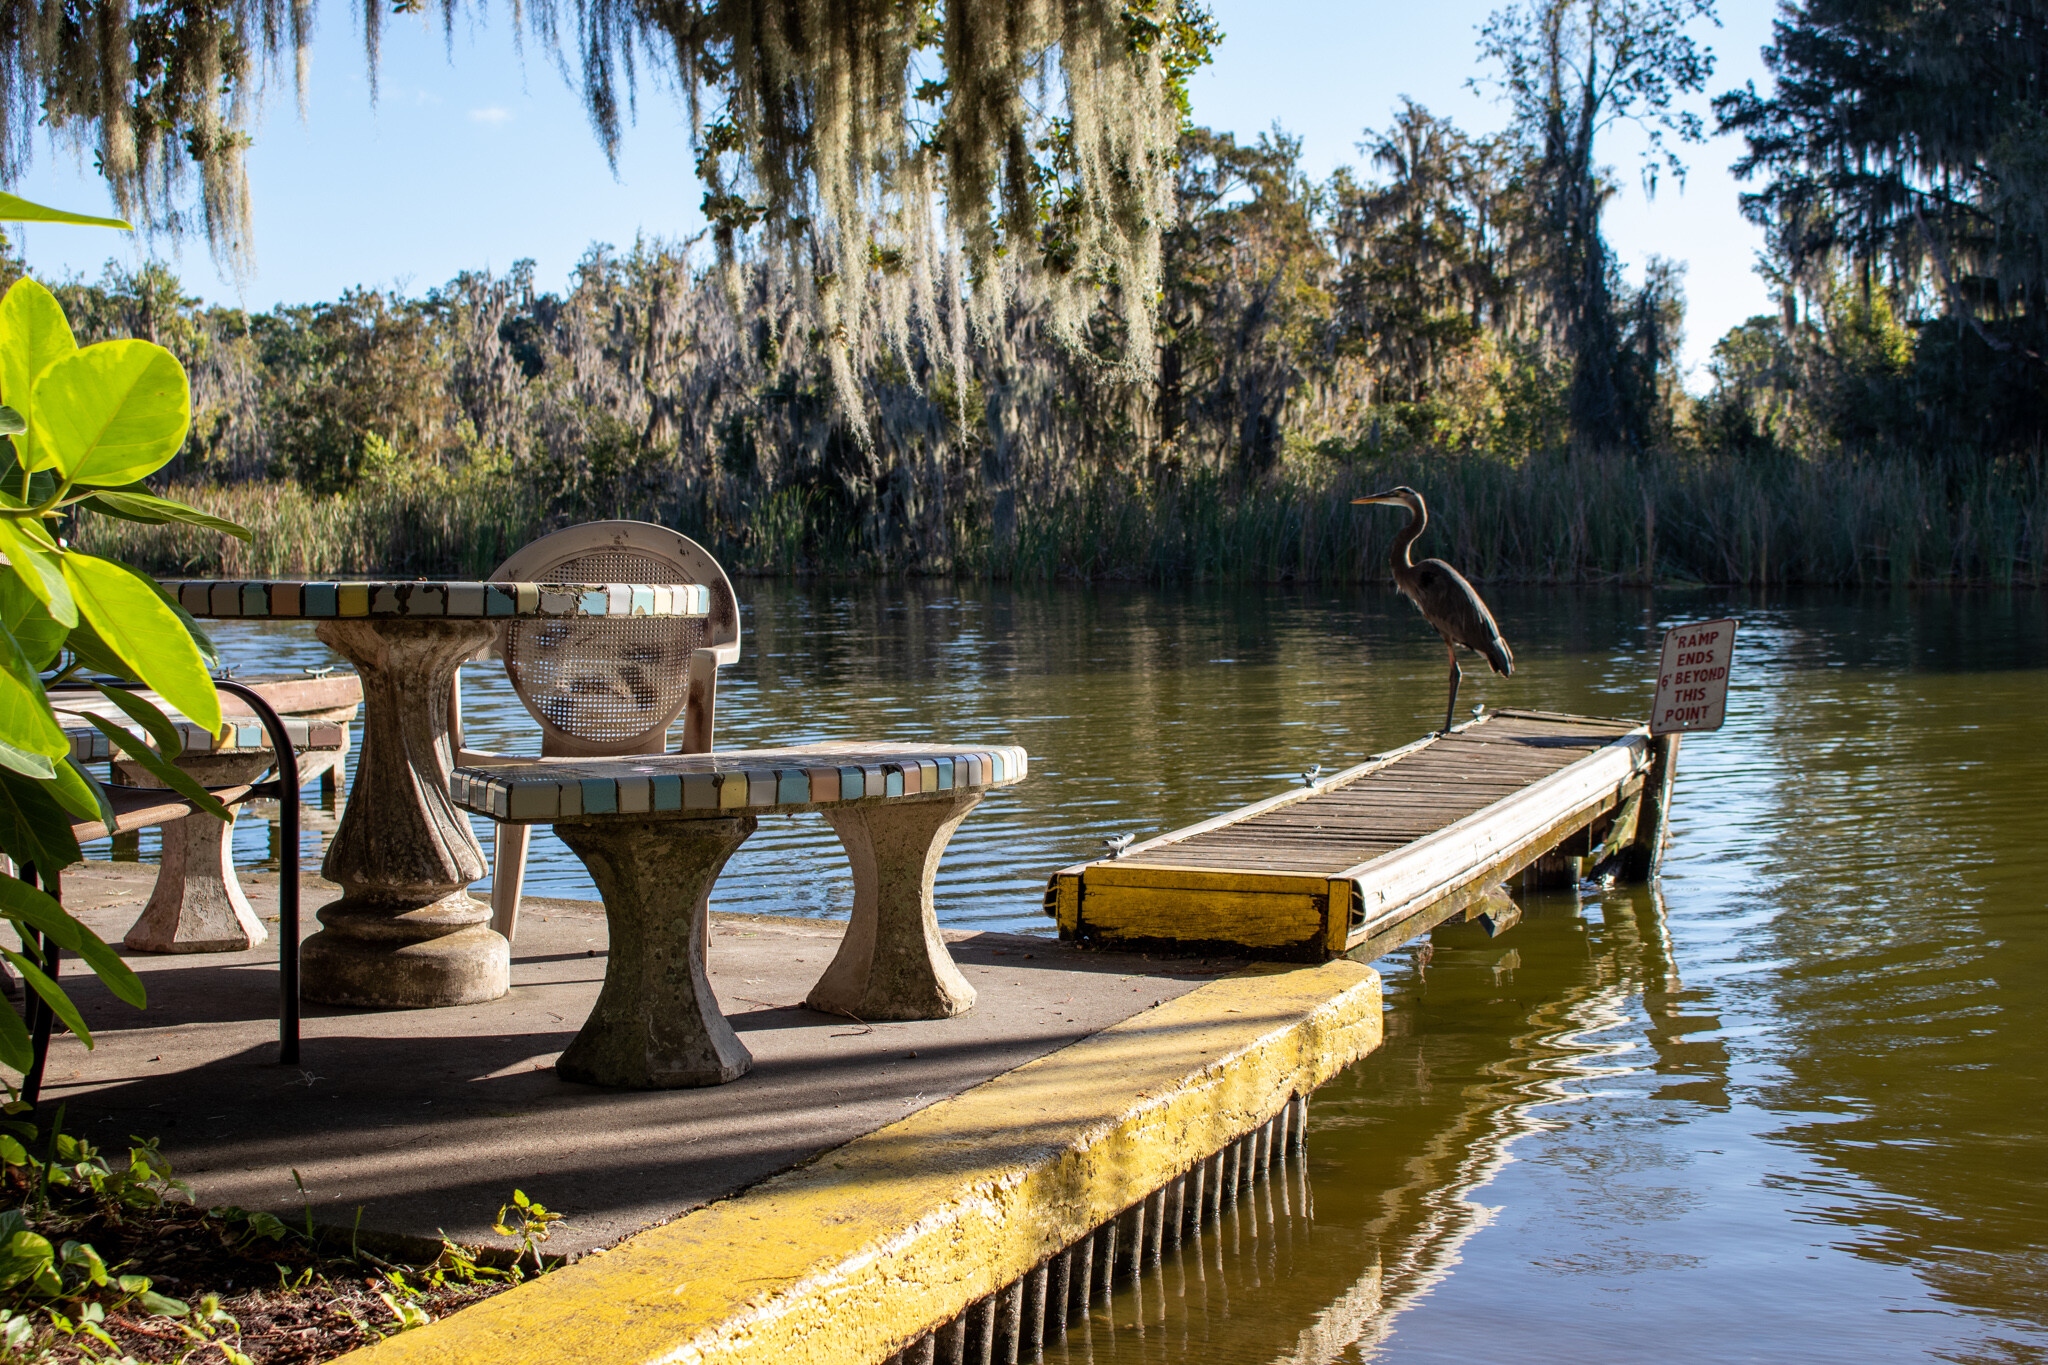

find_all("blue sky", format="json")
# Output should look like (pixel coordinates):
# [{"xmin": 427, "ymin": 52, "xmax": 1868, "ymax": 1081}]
[{"xmin": 5, "ymin": 0, "xmax": 1779, "ymax": 382}]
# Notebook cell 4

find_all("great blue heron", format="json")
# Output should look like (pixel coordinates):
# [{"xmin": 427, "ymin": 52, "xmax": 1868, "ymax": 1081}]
[{"xmin": 1352, "ymin": 485, "xmax": 1514, "ymax": 733}]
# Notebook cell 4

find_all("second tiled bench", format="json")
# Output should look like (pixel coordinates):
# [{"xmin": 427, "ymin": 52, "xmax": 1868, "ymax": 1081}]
[{"xmin": 451, "ymin": 742, "xmax": 1028, "ymax": 1088}]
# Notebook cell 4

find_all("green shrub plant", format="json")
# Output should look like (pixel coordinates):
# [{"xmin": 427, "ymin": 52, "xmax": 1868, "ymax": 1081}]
[{"xmin": 0, "ymin": 190, "xmax": 251, "ymax": 1083}]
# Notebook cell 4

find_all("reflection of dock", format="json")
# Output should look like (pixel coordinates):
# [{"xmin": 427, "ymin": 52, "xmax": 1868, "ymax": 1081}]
[
  {"xmin": 1047, "ymin": 712, "xmax": 1678, "ymax": 960},
  {"xmin": 1034, "ymin": 883, "xmax": 1702, "ymax": 1365}
]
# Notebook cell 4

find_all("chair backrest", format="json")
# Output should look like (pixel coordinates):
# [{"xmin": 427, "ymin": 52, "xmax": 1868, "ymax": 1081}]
[{"xmin": 491, "ymin": 521, "xmax": 741, "ymax": 758}]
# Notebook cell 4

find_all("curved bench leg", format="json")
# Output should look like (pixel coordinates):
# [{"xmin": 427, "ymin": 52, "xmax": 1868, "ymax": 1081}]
[
  {"xmin": 553, "ymin": 815, "xmax": 756, "ymax": 1088},
  {"xmin": 808, "ymin": 792, "xmax": 980, "ymax": 1021},
  {"xmin": 490, "ymin": 822, "xmax": 532, "ymax": 942},
  {"xmin": 121, "ymin": 752, "xmax": 275, "ymax": 954}
]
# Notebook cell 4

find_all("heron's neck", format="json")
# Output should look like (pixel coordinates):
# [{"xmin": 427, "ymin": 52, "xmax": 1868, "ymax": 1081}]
[{"xmin": 1390, "ymin": 501, "xmax": 1426, "ymax": 571}]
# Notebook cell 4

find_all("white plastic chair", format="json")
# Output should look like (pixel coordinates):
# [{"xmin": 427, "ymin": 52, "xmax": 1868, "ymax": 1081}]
[{"xmin": 450, "ymin": 521, "xmax": 742, "ymax": 940}]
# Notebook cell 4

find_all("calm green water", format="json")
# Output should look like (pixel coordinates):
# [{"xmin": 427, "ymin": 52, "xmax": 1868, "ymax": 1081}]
[{"xmin": 171, "ymin": 584, "xmax": 2048, "ymax": 1362}]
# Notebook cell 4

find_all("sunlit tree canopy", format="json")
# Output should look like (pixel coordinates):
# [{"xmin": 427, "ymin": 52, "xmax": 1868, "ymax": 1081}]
[{"xmin": 0, "ymin": 0, "xmax": 1215, "ymax": 388}]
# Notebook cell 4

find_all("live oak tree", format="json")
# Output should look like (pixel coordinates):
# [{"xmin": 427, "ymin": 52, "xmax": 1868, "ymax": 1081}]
[{"xmin": 0, "ymin": 0, "xmax": 1215, "ymax": 414}]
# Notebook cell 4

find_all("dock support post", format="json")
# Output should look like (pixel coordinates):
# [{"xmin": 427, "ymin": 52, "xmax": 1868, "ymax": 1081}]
[
  {"xmin": 938, "ymin": 1313, "xmax": 966, "ymax": 1365},
  {"xmin": 996, "ymin": 1279, "xmax": 1024, "ymax": 1364},
  {"xmin": 1068, "ymin": 1236, "xmax": 1093, "ymax": 1320},
  {"xmin": 1048, "ymin": 1250, "xmax": 1070, "ymax": 1340},
  {"xmin": 970, "ymin": 1294, "xmax": 997, "ymax": 1365},
  {"xmin": 1621, "ymin": 733, "xmax": 1682, "ymax": 881},
  {"xmin": 1022, "ymin": 1263, "xmax": 1048, "ymax": 1356},
  {"xmin": 1117, "ymin": 1201, "xmax": 1144, "ymax": 1280}
]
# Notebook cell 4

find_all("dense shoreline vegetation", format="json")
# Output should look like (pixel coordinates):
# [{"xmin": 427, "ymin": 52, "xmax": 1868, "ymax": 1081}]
[
  {"xmin": 19, "ymin": 0, "xmax": 2048, "ymax": 587},
  {"xmin": 70, "ymin": 451, "xmax": 2048, "ymax": 586}
]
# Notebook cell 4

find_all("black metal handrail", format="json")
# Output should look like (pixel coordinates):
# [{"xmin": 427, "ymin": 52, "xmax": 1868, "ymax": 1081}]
[{"xmin": 19, "ymin": 678, "xmax": 304, "ymax": 1109}]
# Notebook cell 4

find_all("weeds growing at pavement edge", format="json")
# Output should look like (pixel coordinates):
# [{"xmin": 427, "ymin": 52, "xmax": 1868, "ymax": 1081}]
[{"xmin": 0, "ymin": 1102, "xmax": 565, "ymax": 1364}]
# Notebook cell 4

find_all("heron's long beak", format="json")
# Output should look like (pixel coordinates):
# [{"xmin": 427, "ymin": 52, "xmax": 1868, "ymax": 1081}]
[{"xmin": 1351, "ymin": 492, "xmax": 1401, "ymax": 506}]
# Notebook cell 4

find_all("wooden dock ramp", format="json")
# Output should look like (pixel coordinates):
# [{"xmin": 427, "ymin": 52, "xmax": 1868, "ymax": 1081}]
[{"xmin": 1045, "ymin": 710, "xmax": 1678, "ymax": 962}]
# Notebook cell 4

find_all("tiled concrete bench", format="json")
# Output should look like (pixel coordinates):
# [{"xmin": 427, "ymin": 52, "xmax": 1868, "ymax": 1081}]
[
  {"xmin": 57, "ymin": 676, "xmax": 360, "ymax": 954},
  {"xmin": 451, "ymin": 742, "xmax": 1028, "ymax": 1088}
]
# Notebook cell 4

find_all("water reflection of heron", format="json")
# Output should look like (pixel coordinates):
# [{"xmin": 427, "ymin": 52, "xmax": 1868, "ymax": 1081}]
[{"xmin": 1352, "ymin": 486, "xmax": 1513, "ymax": 733}]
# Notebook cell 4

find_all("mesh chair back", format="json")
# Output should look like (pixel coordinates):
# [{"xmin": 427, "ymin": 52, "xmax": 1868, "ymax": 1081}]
[{"xmin": 491, "ymin": 523, "xmax": 740, "ymax": 756}]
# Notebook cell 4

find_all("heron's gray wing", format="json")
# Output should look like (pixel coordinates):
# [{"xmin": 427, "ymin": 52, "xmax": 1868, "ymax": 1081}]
[{"xmin": 1414, "ymin": 559, "xmax": 1514, "ymax": 676}]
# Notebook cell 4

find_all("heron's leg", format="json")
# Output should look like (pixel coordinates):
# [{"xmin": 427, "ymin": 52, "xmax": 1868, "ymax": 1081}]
[{"xmin": 1444, "ymin": 644, "xmax": 1463, "ymax": 734}]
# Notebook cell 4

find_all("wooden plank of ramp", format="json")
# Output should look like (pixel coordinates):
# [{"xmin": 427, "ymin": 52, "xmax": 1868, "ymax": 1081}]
[{"xmin": 1044, "ymin": 710, "xmax": 1655, "ymax": 961}]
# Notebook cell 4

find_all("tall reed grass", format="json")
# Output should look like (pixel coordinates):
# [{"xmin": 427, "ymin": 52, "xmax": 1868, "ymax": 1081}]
[{"xmin": 76, "ymin": 449, "xmax": 2048, "ymax": 587}]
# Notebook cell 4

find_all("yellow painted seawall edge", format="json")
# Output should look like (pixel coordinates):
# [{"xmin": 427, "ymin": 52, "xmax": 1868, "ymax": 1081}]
[{"xmin": 341, "ymin": 960, "xmax": 1382, "ymax": 1365}]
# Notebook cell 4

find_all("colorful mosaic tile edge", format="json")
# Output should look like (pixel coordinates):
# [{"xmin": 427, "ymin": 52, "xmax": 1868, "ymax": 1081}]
[
  {"xmin": 162, "ymin": 580, "xmax": 713, "ymax": 620},
  {"xmin": 62, "ymin": 719, "xmax": 348, "ymax": 765},
  {"xmin": 448, "ymin": 746, "xmax": 1030, "ymax": 823}
]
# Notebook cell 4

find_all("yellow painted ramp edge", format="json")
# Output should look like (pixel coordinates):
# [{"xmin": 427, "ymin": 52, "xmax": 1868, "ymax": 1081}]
[{"xmin": 342, "ymin": 960, "xmax": 1382, "ymax": 1365}]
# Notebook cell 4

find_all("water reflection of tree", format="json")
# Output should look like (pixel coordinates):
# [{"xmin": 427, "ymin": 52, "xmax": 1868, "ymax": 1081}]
[{"xmin": 1041, "ymin": 883, "xmax": 1722, "ymax": 1364}]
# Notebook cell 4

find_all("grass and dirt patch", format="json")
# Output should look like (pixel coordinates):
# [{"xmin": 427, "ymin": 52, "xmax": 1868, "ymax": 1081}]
[{"xmin": 0, "ymin": 1108, "xmax": 563, "ymax": 1364}]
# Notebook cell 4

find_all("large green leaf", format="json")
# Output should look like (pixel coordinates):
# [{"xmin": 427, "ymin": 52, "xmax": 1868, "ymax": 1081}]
[
  {"xmin": 0, "ymin": 280, "xmax": 78, "ymax": 472},
  {"xmin": 43, "ymin": 756, "xmax": 115, "ymax": 835},
  {"xmin": 0, "ymin": 193, "xmax": 131, "ymax": 230},
  {"xmin": 0, "ymin": 620, "xmax": 66, "ymax": 766},
  {"xmin": 0, "ymin": 574, "xmax": 64, "ymax": 671},
  {"xmin": 29, "ymin": 340, "xmax": 190, "ymax": 485},
  {"xmin": 73, "ymin": 489, "xmax": 251, "ymax": 540},
  {"xmin": 78, "ymin": 716, "xmax": 231, "ymax": 822},
  {"xmin": 0, "ymin": 522, "xmax": 77, "ymax": 628},
  {"xmin": 0, "ymin": 737, "xmax": 54, "ymax": 781},
  {"xmin": 0, "ymin": 1228, "xmax": 55, "ymax": 1288},
  {"xmin": 83, "ymin": 684, "xmax": 184, "ymax": 759},
  {"xmin": 0, "ymin": 766, "xmax": 82, "ymax": 870},
  {"xmin": 158, "ymin": 586, "xmax": 223, "ymax": 672},
  {"xmin": 3, "ymin": 947, "xmax": 92, "ymax": 1047},
  {"xmin": 60, "ymin": 612, "xmax": 131, "ymax": 679},
  {"xmin": 0, "ymin": 438, "xmax": 59, "ymax": 510},
  {"xmin": 0, "ymin": 872, "xmax": 142, "ymax": 1008},
  {"xmin": 57, "ymin": 554, "xmax": 219, "ymax": 732},
  {"xmin": 0, "ymin": 991, "xmax": 28, "ymax": 1072}
]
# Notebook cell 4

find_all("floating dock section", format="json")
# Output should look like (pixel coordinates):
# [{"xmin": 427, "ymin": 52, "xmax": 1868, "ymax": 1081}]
[{"xmin": 1046, "ymin": 710, "xmax": 1678, "ymax": 960}]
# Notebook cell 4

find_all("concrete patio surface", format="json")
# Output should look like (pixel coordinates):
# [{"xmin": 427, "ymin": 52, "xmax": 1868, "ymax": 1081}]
[{"xmin": 31, "ymin": 862, "xmax": 1244, "ymax": 1257}]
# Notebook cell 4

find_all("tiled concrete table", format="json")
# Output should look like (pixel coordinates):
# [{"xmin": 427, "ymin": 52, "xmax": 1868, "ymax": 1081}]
[
  {"xmin": 165, "ymin": 580, "xmax": 712, "ymax": 1009},
  {"xmin": 450, "ymin": 743, "xmax": 1028, "ymax": 1088}
]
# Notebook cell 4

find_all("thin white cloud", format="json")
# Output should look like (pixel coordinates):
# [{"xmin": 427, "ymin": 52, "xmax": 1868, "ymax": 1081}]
[{"xmin": 468, "ymin": 106, "xmax": 512, "ymax": 126}]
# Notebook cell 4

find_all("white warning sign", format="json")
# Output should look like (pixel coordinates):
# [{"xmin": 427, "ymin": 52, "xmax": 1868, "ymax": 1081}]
[{"xmin": 1652, "ymin": 619, "xmax": 1737, "ymax": 736}]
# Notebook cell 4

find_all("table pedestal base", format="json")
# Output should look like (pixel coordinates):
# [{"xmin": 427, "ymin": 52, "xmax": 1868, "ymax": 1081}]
[
  {"xmin": 307, "ymin": 618, "xmax": 509, "ymax": 1008},
  {"xmin": 302, "ymin": 895, "xmax": 510, "ymax": 1008},
  {"xmin": 121, "ymin": 753, "xmax": 273, "ymax": 954},
  {"xmin": 807, "ymin": 792, "xmax": 980, "ymax": 1021},
  {"xmin": 554, "ymin": 816, "xmax": 756, "ymax": 1088}
]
